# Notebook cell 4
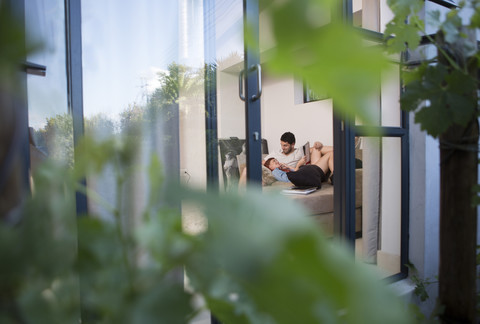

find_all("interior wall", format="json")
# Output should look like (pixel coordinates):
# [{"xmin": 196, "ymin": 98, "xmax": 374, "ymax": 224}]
[
  {"xmin": 217, "ymin": 69, "xmax": 245, "ymax": 139},
  {"xmin": 261, "ymin": 74, "xmax": 333, "ymax": 151}
]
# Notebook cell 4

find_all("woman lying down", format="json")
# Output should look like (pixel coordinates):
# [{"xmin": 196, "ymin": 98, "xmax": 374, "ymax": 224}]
[{"xmin": 263, "ymin": 149, "xmax": 334, "ymax": 188}]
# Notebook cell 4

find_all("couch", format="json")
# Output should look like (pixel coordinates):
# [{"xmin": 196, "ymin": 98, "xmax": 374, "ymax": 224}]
[
  {"xmin": 262, "ymin": 169, "xmax": 363, "ymax": 236},
  {"xmin": 225, "ymin": 136, "xmax": 363, "ymax": 237}
]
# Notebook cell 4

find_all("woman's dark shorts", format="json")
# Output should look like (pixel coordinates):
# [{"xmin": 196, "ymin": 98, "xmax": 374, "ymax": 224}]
[{"xmin": 286, "ymin": 164, "xmax": 326, "ymax": 188}]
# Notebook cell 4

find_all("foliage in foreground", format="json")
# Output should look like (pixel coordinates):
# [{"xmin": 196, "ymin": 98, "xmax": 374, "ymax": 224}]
[
  {"xmin": 0, "ymin": 137, "xmax": 414, "ymax": 324},
  {"xmin": 384, "ymin": 0, "xmax": 480, "ymax": 137}
]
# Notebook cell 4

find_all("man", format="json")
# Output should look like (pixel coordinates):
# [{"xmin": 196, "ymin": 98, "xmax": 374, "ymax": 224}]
[{"xmin": 264, "ymin": 132, "xmax": 304, "ymax": 168}]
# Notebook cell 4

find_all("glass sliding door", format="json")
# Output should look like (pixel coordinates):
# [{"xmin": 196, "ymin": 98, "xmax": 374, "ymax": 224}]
[
  {"xmin": 81, "ymin": 1, "xmax": 183, "ymax": 220},
  {"xmin": 213, "ymin": 0, "xmax": 247, "ymax": 192},
  {"xmin": 81, "ymin": 2, "xmax": 260, "ymax": 322},
  {"xmin": 257, "ymin": 3, "xmax": 336, "ymax": 236},
  {"xmin": 346, "ymin": 0, "xmax": 409, "ymax": 279},
  {"xmin": 215, "ymin": 0, "xmax": 263, "ymax": 192},
  {"xmin": 81, "ymin": 0, "xmax": 260, "ymax": 204}
]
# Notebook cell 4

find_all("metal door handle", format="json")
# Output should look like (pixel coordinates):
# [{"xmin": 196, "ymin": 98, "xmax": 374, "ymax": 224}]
[
  {"xmin": 238, "ymin": 64, "xmax": 262, "ymax": 102},
  {"xmin": 252, "ymin": 64, "xmax": 262, "ymax": 101},
  {"xmin": 239, "ymin": 69, "xmax": 245, "ymax": 101}
]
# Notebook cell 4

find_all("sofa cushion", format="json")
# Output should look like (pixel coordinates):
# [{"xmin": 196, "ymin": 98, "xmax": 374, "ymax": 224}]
[
  {"xmin": 264, "ymin": 181, "xmax": 334, "ymax": 215},
  {"xmin": 263, "ymin": 168, "xmax": 363, "ymax": 215}
]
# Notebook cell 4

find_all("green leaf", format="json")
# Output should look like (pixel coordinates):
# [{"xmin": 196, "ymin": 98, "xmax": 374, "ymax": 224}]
[
  {"xmin": 427, "ymin": 10, "xmax": 441, "ymax": 27},
  {"xmin": 384, "ymin": 0, "xmax": 424, "ymax": 52},
  {"xmin": 387, "ymin": 0, "xmax": 424, "ymax": 17},
  {"xmin": 442, "ymin": 13, "xmax": 462, "ymax": 44},
  {"xmin": 414, "ymin": 103, "xmax": 452, "ymax": 137}
]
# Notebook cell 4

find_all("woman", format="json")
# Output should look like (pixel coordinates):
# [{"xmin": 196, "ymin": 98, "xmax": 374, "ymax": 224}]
[{"xmin": 264, "ymin": 148, "xmax": 334, "ymax": 187}]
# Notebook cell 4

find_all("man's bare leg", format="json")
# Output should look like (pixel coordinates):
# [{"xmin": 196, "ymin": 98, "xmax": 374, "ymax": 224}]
[{"xmin": 310, "ymin": 142, "xmax": 323, "ymax": 162}]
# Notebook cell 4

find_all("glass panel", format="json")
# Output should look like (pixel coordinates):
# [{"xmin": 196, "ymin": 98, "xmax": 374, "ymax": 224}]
[
  {"xmin": 215, "ymin": 0, "xmax": 246, "ymax": 192},
  {"xmin": 355, "ymin": 59, "xmax": 401, "ymax": 127},
  {"xmin": 25, "ymin": 0, "xmax": 70, "ymax": 174},
  {"xmin": 355, "ymin": 136, "xmax": 402, "ymax": 277},
  {"xmin": 81, "ymin": 1, "xmax": 189, "ymax": 217},
  {"xmin": 257, "ymin": 5, "xmax": 334, "ymax": 235},
  {"xmin": 81, "ymin": 2, "xmax": 244, "ymax": 321}
]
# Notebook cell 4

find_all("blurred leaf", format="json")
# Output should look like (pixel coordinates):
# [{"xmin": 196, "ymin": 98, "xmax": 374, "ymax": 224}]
[
  {"xmin": 0, "ymin": 2, "xmax": 41, "ymax": 93},
  {"xmin": 167, "ymin": 186, "xmax": 414, "ymax": 324},
  {"xmin": 442, "ymin": 12, "xmax": 462, "ymax": 44},
  {"xmin": 1, "ymin": 134, "xmax": 418, "ymax": 323}
]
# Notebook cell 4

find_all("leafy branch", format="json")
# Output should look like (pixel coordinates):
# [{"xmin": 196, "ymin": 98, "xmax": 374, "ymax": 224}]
[{"xmin": 385, "ymin": 0, "xmax": 479, "ymax": 138}]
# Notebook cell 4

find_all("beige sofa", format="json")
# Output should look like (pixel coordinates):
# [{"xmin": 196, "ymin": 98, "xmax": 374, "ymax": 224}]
[
  {"xmin": 262, "ymin": 169, "xmax": 363, "ymax": 236},
  {"xmin": 231, "ymin": 139, "xmax": 363, "ymax": 236}
]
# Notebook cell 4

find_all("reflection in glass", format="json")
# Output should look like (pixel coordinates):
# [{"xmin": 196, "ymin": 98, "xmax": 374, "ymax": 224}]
[
  {"xmin": 356, "ymin": 137, "xmax": 401, "ymax": 277},
  {"xmin": 25, "ymin": 0, "xmax": 71, "ymax": 171},
  {"xmin": 81, "ymin": 1, "xmax": 190, "ymax": 220}
]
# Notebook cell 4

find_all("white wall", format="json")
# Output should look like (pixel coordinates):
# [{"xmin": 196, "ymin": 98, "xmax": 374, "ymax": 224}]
[
  {"xmin": 261, "ymin": 74, "xmax": 333, "ymax": 152},
  {"xmin": 214, "ymin": 65, "xmax": 334, "ymax": 153},
  {"xmin": 217, "ymin": 69, "xmax": 245, "ymax": 139}
]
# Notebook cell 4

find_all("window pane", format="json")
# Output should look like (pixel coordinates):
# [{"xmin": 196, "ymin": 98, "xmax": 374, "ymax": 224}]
[
  {"xmin": 355, "ymin": 136, "xmax": 402, "ymax": 277},
  {"xmin": 81, "ymin": 0, "xmax": 187, "ymax": 219},
  {"xmin": 25, "ymin": 0, "xmax": 70, "ymax": 169},
  {"xmin": 214, "ymin": 0, "xmax": 246, "ymax": 192}
]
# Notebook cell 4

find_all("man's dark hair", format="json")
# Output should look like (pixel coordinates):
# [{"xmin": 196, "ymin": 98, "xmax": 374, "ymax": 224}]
[{"xmin": 280, "ymin": 132, "xmax": 295, "ymax": 145}]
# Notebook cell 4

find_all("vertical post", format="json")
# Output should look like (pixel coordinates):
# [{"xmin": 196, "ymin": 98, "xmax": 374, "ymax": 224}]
[
  {"xmin": 65, "ymin": 0, "xmax": 87, "ymax": 215},
  {"xmin": 333, "ymin": 0, "xmax": 356, "ymax": 242},
  {"xmin": 243, "ymin": 0, "xmax": 262, "ymax": 185},
  {"xmin": 204, "ymin": 0, "xmax": 219, "ymax": 192}
]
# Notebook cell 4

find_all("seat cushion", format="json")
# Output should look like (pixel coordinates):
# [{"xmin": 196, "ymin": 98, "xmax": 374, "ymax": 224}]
[{"xmin": 264, "ymin": 181, "xmax": 334, "ymax": 215}]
